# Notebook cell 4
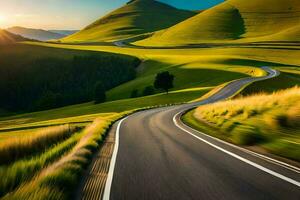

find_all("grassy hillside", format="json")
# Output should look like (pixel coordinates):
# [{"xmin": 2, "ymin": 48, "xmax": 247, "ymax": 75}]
[
  {"xmin": 0, "ymin": 30, "xmax": 27, "ymax": 44},
  {"xmin": 136, "ymin": 0, "xmax": 300, "ymax": 46},
  {"xmin": 184, "ymin": 87, "xmax": 300, "ymax": 161},
  {"xmin": 25, "ymin": 41, "xmax": 300, "ymax": 102},
  {"xmin": 62, "ymin": 0, "xmax": 195, "ymax": 43},
  {"xmin": 6, "ymin": 27, "xmax": 65, "ymax": 41}
]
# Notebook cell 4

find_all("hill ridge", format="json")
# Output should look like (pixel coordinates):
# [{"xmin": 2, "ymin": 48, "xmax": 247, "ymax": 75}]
[
  {"xmin": 0, "ymin": 29, "xmax": 27, "ymax": 44},
  {"xmin": 62, "ymin": 0, "xmax": 195, "ymax": 43},
  {"xmin": 7, "ymin": 26, "xmax": 66, "ymax": 41},
  {"xmin": 135, "ymin": 0, "xmax": 300, "ymax": 46}
]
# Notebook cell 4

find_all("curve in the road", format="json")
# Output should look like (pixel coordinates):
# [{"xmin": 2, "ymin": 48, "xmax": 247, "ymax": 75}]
[{"xmin": 85, "ymin": 67, "xmax": 300, "ymax": 200}]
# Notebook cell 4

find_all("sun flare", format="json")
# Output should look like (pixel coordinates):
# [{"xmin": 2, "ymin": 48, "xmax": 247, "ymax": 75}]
[{"xmin": 0, "ymin": 15, "xmax": 5, "ymax": 26}]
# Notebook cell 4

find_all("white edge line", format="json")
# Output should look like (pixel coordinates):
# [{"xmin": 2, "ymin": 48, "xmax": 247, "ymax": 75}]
[
  {"xmin": 173, "ymin": 112, "xmax": 300, "ymax": 188},
  {"xmin": 103, "ymin": 117, "xmax": 128, "ymax": 200},
  {"xmin": 179, "ymin": 113, "xmax": 300, "ymax": 173}
]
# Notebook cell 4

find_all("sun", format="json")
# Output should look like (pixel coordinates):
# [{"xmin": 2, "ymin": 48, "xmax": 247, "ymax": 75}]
[{"xmin": 0, "ymin": 15, "xmax": 6, "ymax": 27}]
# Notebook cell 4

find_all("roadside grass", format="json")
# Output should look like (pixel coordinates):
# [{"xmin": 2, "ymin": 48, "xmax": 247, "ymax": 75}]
[
  {"xmin": 1, "ymin": 112, "xmax": 127, "ymax": 200},
  {"xmin": 0, "ymin": 125, "xmax": 78, "ymax": 165},
  {"xmin": 0, "ymin": 130, "xmax": 83, "ymax": 197},
  {"xmin": 0, "ymin": 113, "xmax": 112, "ymax": 134},
  {"xmin": 184, "ymin": 87, "xmax": 300, "ymax": 161}
]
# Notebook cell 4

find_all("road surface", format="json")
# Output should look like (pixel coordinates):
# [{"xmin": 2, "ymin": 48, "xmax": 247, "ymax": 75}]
[{"xmin": 102, "ymin": 67, "xmax": 300, "ymax": 200}]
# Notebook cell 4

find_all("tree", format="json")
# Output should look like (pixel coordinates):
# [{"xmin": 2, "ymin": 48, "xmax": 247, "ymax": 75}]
[
  {"xmin": 143, "ymin": 86, "xmax": 155, "ymax": 96},
  {"xmin": 94, "ymin": 82, "xmax": 106, "ymax": 104},
  {"xmin": 154, "ymin": 71, "xmax": 174, "ymax": 94}
]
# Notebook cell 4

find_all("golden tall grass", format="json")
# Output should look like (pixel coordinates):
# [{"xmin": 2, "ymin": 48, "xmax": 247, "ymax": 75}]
[
  {"xmin": 0, "ymin": 125, "xmax": 76, "ymax": 165},
  {"xmin": 2, "ymin": 112, "xmax": 126, "ymax": 200},
  {"xmin": 193, "ymin": 87, "xmax": 300, "ymax": 161},
  {"xmin": 196, "ymin": 87, "xmax": 300, "ymax": 129}
]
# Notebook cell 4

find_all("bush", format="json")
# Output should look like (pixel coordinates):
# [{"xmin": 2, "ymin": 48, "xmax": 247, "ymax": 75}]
[
  {"xmin": 142, "ymin": 86, "xmax": 155, "ymax": 96},
  {"xmin": 130, "ymin": 89, "xmax": 139, "ymax": 98},
  {"xmin": 265, "ymin": 139, "xmax": 300, "ymax": 162},
  {"xmin": 232, "ymin": 126, "xmax": 265, "ymax": 145},
  {"xmin": 275, "ymin": 114, "xmax": 289, "ymax": 128}
]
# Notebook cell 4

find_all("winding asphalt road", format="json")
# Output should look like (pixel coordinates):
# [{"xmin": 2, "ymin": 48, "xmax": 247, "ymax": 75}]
[{"xmin": 103, "ymin": 67, "xmax": 300, "ymax": 200}]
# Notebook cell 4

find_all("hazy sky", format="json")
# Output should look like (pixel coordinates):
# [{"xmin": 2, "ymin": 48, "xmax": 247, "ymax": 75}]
[{"xmin": 0, "ymin": 0, "xmax": 224, "ymax": 30}]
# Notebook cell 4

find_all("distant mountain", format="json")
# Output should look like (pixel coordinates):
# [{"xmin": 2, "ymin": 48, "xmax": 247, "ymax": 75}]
[
  {"xmin": 62, "ymin": 0, "xmax": 196, "ymax": 43},
  {"xmin": 48, "ymin": 30, "xmax": 79, "ymax": 36},
  {"xmin": 0, "ymin": 29, "xmax": 27, "ymax": 44},
  {"xmin": 6, "ymin": 26, "xmax": 66, "ymax": 41},
  {"xmin": 136, "ymin": 0, "xmax": 300, "ymax": 46}
]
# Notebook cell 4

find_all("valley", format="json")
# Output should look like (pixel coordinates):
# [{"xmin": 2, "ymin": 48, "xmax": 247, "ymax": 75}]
[{"xmin": 0, "ymin": 0, "xmax": 299, "ymax": 199}]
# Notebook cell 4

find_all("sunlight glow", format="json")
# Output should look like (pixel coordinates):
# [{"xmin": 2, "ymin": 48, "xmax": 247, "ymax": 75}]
[{"xmin": 0, "ymin": 15, "xmax": 6, "ymax": 27}]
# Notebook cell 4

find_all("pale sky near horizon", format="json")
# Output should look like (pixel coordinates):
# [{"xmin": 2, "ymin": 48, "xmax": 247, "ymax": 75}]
[{"xmin": 0, "ymin": 0, "xmax": 224, "ymax": 30}]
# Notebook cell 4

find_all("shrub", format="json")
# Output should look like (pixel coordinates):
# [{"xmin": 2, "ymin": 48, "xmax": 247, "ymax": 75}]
[
  {"xmin": 232, "ymin": 126, "xmax": 265, "ymax": 145},
  {"xmin": 143, "ymin": 86, "xmax": 155, "ymax": 96},
  {"xmin": 275, "ymin": 114, "xmax": 289, "ymax": 128},
  {"xmin": 130, "ymin": 89, "xmax": 139, "ymax": 98},
  {"xmin": 154, "ymin": 71, "xmax": 174, "ymax": 94}
]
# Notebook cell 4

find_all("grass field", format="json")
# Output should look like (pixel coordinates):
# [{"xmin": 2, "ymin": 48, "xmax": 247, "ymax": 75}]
[{"xmin": 183, "ymin": 87, "xmax": 300, "ymax": 161}]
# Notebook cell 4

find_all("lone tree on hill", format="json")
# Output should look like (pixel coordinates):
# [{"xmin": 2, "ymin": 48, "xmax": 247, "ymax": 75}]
[
  {"xmin": 154, "ymin": 71, "xmax": 174, "ymax": 94},
  {"xmin": 94, "ymin": 82, "xmax": 106, "ymax": 104}
]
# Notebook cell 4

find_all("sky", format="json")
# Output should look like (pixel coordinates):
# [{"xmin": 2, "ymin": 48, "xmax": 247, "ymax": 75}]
[{"xmin": 0, "ymin": 0, "xmax": 224, "ymax": 30}]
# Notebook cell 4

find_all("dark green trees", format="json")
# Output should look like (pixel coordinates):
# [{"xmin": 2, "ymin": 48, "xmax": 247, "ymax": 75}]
[
  {"xmin": 94, "ymin": 82, "xmax": 106, "ymax": 104},
  {"xmin": 0, "ymin": 54, "xmax": 140, "ymax": 111},
  {"xmin": 154, "ymin": 71, "xmax": 174, "ymax": 94},
  {"xmin": 143, "ymin": 86, "xmax": 155, "ymax": 96}
]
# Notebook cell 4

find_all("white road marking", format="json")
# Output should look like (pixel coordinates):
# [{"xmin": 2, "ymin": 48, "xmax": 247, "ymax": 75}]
[
  {"xmin": 103, "ymin": 117, "xmax": 128, "ymax": 200},
  {"xmin": 173, "ymin": 112, "xmax": 300, "ymax": 188},
  {"xmin": 178, "ymin": 113, "xmax": 300, "ymax": 173}
]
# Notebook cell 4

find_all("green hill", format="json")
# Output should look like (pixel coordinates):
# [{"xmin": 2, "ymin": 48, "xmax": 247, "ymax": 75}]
[
  {"xmin": 136, "ymin": 0, "xmax": 300, "ymax": 46},
  {"xmin": 0, "ymin": 29, "xmax": 26, "ymax": 44},
  {"xmin": 61, "ymin": 0, "xmax": 195, "ymax": 43}
]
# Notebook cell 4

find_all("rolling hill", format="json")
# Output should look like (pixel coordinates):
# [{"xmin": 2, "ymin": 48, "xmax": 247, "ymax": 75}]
[
  {"xmin": 0, "ymin": 29, "xmax": 27, "ymax": 44},
  {"xmin": 61, "ymin": 0, "xmax": 196, "ymax": 43},
  {"xmin": 136, "ymin": 0, "xmax": 300, "ymax": 46},
  {"xmin": 7, "ymin": 26, "xmax": 66, "ymax": 41}
]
